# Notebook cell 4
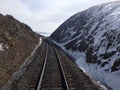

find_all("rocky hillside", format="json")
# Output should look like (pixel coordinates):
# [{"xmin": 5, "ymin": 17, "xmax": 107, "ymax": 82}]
[
  {"xmin": 50, "ymin": 1, "xmax": 120, "ymax": 90},
  {"xmin": 0, "ymin": 14, "xmax": 39, "ymax": 87}
]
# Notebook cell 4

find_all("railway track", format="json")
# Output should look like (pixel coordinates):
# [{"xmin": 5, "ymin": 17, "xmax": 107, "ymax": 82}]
[
  {"xmin": 2, "ymin": 39, "xmax": 105, "ymax": 90},
  {"xmin": 36, "ymin": 44, "xmax": 76, "ymax": 90}
]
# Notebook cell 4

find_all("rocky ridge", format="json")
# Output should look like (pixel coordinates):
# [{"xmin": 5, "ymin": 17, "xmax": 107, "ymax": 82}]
[
  {"xmin": 0, "ymin": 14, "xmax": 39, "ymax": 87},
  {"xmin": 50, "ymin": 1, "xmax": 120, "ymax": 90}
]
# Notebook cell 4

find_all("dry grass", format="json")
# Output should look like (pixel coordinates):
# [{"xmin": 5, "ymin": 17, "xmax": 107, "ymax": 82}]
[{"xmin": 0, "ymin": 14, "xmax": 39, "ymax": 87}]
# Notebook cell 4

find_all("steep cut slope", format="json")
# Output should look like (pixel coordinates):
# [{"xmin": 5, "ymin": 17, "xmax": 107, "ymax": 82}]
[
  {"xmin": 50, "ymin": 1, "xmax": 120, "ymax": 90},
  {"xmin": 0, "ymin": 14, "xmax": 39, "ymax": 87}
]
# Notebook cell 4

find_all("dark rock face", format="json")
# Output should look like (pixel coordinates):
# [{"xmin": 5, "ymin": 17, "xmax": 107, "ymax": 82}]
[
  {"xmin": 50, "ymin": 1, "xmax": 120, "ymax": 90},
  {"xmin": 0, "ymin": 14, "xmax": 39, "ymax": 87},
  {"xmin": 50, "ymin": 1, "xmax": 120, "ymax": 71}
]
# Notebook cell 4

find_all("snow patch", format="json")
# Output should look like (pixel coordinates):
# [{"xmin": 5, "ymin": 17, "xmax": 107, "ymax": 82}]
[
  {"xmin": 0, "ymin": 43, "xmax": 4, "ymax": 51},
  {"xmin": 39, "ymin": 38, "xmax": 42, "ymax": 45}
]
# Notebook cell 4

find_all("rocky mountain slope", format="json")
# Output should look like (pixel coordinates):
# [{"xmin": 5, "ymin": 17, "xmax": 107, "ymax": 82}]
[
  {"xmin": 0, "ymin": 14, "xmax": 39, "ymax": 87},
  {"xmin": 50, "ymin": 1, "xmax": 120, "ymax": 90}
]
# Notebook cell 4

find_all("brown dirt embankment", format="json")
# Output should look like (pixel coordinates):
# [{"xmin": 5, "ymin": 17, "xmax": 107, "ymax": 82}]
[{"xmin": 0, "ymin": 14, "xmax": 39, "ymax": 87}]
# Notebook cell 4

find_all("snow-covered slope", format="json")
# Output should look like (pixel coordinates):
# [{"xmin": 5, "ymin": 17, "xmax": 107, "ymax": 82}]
[{"xmin": 50, "ymin": 1, "xmax": 120, "ymax": 90}]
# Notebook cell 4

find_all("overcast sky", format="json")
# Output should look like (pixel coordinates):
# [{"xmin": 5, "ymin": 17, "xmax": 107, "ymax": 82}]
[{"xmin": 0, "ymin": 0, "xmax": 117, "ymax": 35}]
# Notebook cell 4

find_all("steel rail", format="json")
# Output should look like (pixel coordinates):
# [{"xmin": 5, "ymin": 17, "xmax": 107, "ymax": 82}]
[
  {"xmin": 37, "ymin": 44, "xmax": 48, "ymax": 90},
  {"xmin": 54, "ymin": 48, "xmax": 70, "ymax": 90}
]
